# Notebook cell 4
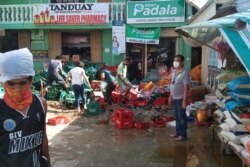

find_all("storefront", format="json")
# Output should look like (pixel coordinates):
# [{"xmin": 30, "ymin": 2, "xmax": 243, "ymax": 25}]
[
  {"xmin": 175, "ymin": 11, "xmax": 250, "ymax": 165},
  {"xmin": 175, "ymin": 12, "xmax": 250, "ymax": 85},
  {"xmin": 0, "ymin": 1, "xmax": 126, "ymax": 69},
  {"xmin": 126, "ymin": 29, "xmax": 177, "ymax": 81},
  {"xmin": 125, "ymin": 0, "xmax": 191, "ymax": 79}
]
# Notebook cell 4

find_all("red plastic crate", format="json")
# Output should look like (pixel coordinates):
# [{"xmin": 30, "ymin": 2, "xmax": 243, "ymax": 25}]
[
  {"xmin": 151, "ymin": 119, "xmax": 166, "ymax": 128},
  {"xmin": 161, "ymin": 115, "xmax": 175, "ymax": 123},
  {"xmin": 135, "ymin": 121, "xmax": 150, "ymax": 129},
  {"xmin": 153, "ymin": 97, "xmax": 167, "ymax": 107},
  {"xmin": 115, "ymin": 108, "xmax": 134, "ymax": 129},
  {"xmin": 126, "ymin": 100, "xmax": 137, "ymax": 107},
  {"xmin": 111, "ymin": 91, "xmax": 121, "ymax": 103},
  {"xmin": 107, "ymin": 66, "xmax": 118, "ymax": 76},
  {"xmin": 128, "ymin": 89, "xmax": 138, "ymax": 100},
  {"xmin": 96, "ymin": 97, "xmax": 106, "ymax": 109},
  {"xmin": 91, "ymin": 80, "xmax": 101, "ymax": 90},
  {"xmin": 114, "ymin": 85, "xmax": 120, "ymax": 92},
  {"xmin": 136, "ymin": 99, "xmax": 148, "ymax": 107},
  {"xmin": 48, "ymin": 116, "xmax": 69, "ymax": 125},
  {"xmin": 99, "ymin": 102, "xmax": 106, "ymax": 110}
]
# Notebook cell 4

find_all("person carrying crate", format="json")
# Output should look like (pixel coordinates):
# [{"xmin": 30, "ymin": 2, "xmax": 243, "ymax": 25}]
[{"xmin": 100, "ymin": 63, "xmax": 117, "ymax": 113}]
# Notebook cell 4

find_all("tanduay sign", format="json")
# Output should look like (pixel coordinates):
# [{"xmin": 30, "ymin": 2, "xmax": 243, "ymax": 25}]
[
  {"xmin": 33, "ymin": 3, "xmax": 109, "ymax": 25},
  {"xmin": 49, "ymin": 3, "xmax": 94, "ymax": 11},
  {"xmin": 127, "ymin": 0, "xmax": 185, "ymax": 24}
]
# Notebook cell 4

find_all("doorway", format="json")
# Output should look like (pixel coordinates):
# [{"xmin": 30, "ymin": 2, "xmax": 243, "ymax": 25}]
[
  {"xmin": 0, "ymin": 30, "xmax": 18, "ymax": 52},
  {"xmin": 126, "ymin": 37, "xmax": 176, "ymax": 82},
  {"xmin": 61, "ymin": 32, "xmax": 91, "ymax": 62},
  {"xmin": 126, "ymin": 43, "xmax": 144, "ymax": 82},
  {"xmin": 191, "ymin": 47, "xmax": 202, "ymax": 69}
]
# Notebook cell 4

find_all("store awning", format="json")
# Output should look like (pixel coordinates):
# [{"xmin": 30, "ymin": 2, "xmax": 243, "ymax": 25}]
[{"xmin": 175, "ymin": 12, "xmax": 250, "ymax": 76}]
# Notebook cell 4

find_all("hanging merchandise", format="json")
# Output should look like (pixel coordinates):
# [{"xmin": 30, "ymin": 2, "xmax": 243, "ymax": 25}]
[{"xmin": 214, "ymin": 39, "xmax": 230, "ymax": 69}]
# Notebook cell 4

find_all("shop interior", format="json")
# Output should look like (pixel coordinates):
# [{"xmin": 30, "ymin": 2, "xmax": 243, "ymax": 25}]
[
  {"xmin": 61, "ymin": 32, "xmax": 91, "ymax": 62},
  {"xmin": 0, "ymin": 30, "xmax": 18, "ymax": 52},
  {"xmin": 126, "ymin": 37, "xmax": 176, "ymax": 82},
  {"xmin": 191, "ymin": 47, "xmax": 202, "ymax": 69}
]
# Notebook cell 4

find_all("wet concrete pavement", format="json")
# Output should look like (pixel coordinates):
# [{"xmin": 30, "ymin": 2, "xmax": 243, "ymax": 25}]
[{"xmin": 46, "ymin": 111, "xmax": 242, "ymax": 167}]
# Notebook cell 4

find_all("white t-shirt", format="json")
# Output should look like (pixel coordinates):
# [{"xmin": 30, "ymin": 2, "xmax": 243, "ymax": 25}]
[{"xmin": 69, "ymin": 67, "xmax": 85, "ymax": 85}]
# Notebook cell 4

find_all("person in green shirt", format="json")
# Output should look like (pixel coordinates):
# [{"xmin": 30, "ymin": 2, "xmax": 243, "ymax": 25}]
[{"xmin": 116, "ymin": 58, "xmax": 132, "ymax": 102}]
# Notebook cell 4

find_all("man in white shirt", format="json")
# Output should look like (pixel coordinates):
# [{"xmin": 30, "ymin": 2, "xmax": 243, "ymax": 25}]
[{"xmin": 67, "ymin": 62, "xmax": 91, "ymax": 115}]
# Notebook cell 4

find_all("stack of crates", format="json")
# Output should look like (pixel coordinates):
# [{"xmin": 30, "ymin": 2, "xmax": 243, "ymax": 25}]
[
  {"xmin": 45, "ymin": 84, "xmax": 61, "ymax": 100},
  {"xmin": 85, "ymin": 66, "xmax": 98, "ymax": 82},
  {"xmin": 106, "ymin": 65, "xmax": 118, "ymax": 76},
  {"xmin": 64, "ymin": 91, "xmax": 75, "ymax": 108},
  {"xmin": 59, "ymin": 90, "xmax": 67, "ymax": 103}
]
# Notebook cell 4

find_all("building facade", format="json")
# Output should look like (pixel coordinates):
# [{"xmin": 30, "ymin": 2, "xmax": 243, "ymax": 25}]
[{"xmin": 0, "ymin": 0, "xmax": 193, "ymax": 75}]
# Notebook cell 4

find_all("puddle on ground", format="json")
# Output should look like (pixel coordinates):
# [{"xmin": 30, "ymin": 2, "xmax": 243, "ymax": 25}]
[{"xmin": 148, "ymin": 138, "xmax": 242, "ymax": 167}]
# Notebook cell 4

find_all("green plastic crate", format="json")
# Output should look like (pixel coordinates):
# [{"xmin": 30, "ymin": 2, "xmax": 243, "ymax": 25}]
[
  {"xmin": 45, "ymin": 85, "xmax": 61, "ymax": 100},
  {"xmin": 65, "ymin": 91, "xmax": 75, "ymax": 107},
  {"xmin": 86, "ymin": 101, "xmax": 100, "ymax": 116},
  {"xmin": 45, "ymin": 91, "xmax": 58, "ymax": 100}
]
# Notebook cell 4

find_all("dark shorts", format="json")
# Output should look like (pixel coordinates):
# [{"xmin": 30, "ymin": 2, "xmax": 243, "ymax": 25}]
[{"xmin": 46, "ymin": 72, "xmax": 65, "ymax": 87}]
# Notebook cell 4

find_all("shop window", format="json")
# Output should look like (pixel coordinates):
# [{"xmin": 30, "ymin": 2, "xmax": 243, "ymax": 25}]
[
  {"xmin": 148, "ymin": 37, "xmax": 176, "ymax": 71},
  {"xmin": 126, "ymin": 37, "xmax": 176, "ymax": 81},
  {"xmin": 62, "ymin": 32, "xmax": 91, "ymax": 62}
]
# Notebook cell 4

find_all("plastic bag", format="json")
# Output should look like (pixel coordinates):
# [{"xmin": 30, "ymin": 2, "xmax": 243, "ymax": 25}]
[{"xmin": 227, "ymin": 76, "xmax": 250, "ymax": 93}]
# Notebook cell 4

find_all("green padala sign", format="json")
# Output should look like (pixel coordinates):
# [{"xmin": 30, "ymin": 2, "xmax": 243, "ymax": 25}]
[
  {"xmin": 126, "ymin": 26, "xmax": 160, "ymax": 44},
  {"xmin": 127, "ymin": 0, "xmax": 185, "ymax": 24}
]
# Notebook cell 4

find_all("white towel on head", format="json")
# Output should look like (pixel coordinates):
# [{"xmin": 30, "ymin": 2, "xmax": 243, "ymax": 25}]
[{"xmin": 0, "ymin": 48, "xmax": 35, "ymax": 82}]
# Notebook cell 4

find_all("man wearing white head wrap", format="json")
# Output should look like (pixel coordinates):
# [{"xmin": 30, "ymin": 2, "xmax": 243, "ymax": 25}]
[
  {"xmin": 0, "ymin": 48, "xmax": 35, "ymax": 82},
  {"xmin": 0, "ymin": 48, "xmax": 51, "ymax": 167}
]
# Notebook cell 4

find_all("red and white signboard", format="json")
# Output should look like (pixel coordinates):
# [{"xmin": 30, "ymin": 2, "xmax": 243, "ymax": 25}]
[{"xmin": 33, "ymin": 3, "xmax": 109, "ymax": 25}]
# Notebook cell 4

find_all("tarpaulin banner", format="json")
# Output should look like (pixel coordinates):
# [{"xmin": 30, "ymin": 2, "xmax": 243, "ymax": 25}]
[
  {"xmin": 33, "ymin": 3, "xmax": 109, "ymax": 25},
  {"xmin": 126, "ymin": 25, "xmax": 160, "ymax": 44},
  {"xmin": 112, "ymin": 26, "xmax": 126, "ymax": 54},
  {"xmin": 127, "ymin": 0, "xmax": 185, "ymax": 24}
]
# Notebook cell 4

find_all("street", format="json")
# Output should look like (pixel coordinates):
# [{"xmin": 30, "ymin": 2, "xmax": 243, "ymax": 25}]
[{"xmin": 46, "ymin": 104, "xmax": 241, "ymax": 167}]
